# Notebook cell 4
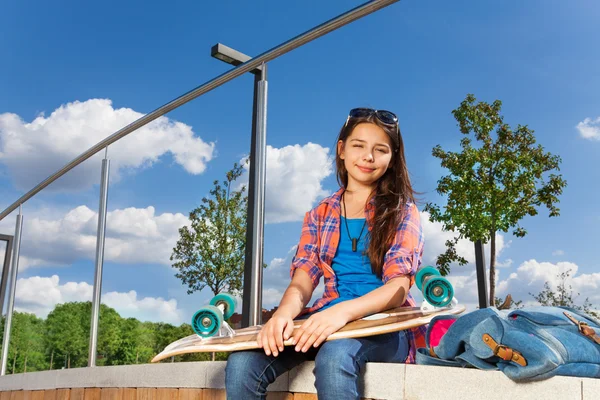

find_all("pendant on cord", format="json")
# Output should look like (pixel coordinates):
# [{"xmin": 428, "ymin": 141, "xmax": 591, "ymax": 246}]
[{"xmin": 341, "ymin": 191, "xmax": 367, "ymax": 253}]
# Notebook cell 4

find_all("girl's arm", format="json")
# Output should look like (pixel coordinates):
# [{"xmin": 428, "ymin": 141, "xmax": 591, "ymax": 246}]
[
  {"xmin": 274, "ymin": 268, "xmax": 315, "ymax": 319},
  {"xmin": 257, "ymin": 269, "xmax": 314, "ymax": 356},
  {"xmin": 332, "ymin": 275, "xmax": 410, "ymax": 320}
]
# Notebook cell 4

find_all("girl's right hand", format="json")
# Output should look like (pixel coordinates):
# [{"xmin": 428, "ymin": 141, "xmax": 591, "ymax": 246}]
[{"xmin": 256, "ymin": 312, "xmax": 295, "ymax": 357}]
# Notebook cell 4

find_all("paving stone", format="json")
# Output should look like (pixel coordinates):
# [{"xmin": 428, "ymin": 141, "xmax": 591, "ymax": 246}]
[
  {"xmin": 582, "ymin": 376, "xmax": 600, "ymax": 400},
  {"xmin": 288, "ymin": 362, "xmax": 316, "ymax": 394},
  {"xmin": 404, "ymin": 365, "xmax": 582, "ymax": 400},
  {"xmin": 361, "ymin": 363, "xmax": 404, "ymax": 400}
]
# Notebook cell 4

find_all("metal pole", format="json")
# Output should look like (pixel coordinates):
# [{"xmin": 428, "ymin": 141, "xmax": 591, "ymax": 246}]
[
  {"xmin": 0, "ymin": 0, "xmax": 401, "ymax": 223},
  {"xmin": 242, "ymin": 72, "xmax": 261, "ymax": 327},
  {"xmin": 244, "ymin": 66, "xmax": 268, "ymax": 327},
  {"xmin": 474, "ymin": 240, "xmax": 489, "ymax": 309},
  {"xmin": 88, "ymin": 150, "xmax": 110, "ymax": 367},
  {"xmin": 0, "ymin": 234, "xmax": 14, "ymax": 315},
  {"xmin": 1, "ymin": 207, "xmax": 23, "ymax": 375}
]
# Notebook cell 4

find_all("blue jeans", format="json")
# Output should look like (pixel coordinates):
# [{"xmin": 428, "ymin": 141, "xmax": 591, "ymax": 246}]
[{"xmin": 225, "ymin": 331, "xmax": 409, "ymax": 400}]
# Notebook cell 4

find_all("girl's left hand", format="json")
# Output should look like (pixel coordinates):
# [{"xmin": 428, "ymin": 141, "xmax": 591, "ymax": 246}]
[{"xmin": 291, "ymin": 305, "xmax": 350, "ymax": 352}]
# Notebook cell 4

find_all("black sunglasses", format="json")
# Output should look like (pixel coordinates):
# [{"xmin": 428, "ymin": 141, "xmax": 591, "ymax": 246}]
[{"xmin": 347, "ymin": 108, "xmax": 398, "ymax": 126}]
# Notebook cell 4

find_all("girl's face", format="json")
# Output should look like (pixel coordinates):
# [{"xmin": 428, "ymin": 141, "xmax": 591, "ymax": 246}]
[{"xmin": 338, "ymin": 122, "xmax": 394, "ymax": 189}]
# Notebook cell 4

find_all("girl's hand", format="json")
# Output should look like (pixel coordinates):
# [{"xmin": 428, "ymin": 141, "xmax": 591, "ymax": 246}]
[
  {"xmin": 291, "ymin": 305, "xmax": 350, "ymax": 352},
  {"xmin": 256, "ymin": 311, "xmax": 295, "ymax": 357}
]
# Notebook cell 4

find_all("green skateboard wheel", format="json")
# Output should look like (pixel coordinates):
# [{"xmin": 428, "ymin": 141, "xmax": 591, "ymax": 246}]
[
  {"xmin": 416, "ymin": 266, "xmax": 440, "ymax": 291},
  {"xmin": 191, "ymin": 305, "xmax": 223, "ymax": 338},
  {"xmin": 423, "ymin": 276, "xmax": 454, "ymax": 307},
  {"xmin": 210, "ymin": 293, "xmax": 237, "ymax": 320},
  {"xmin": 416, "ymin": 266, "xmax": 454, "ymax": 307}
]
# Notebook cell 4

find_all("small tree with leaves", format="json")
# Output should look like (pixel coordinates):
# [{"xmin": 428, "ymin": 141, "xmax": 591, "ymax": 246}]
[
  {"xmin": 531, "ymin": 269, "xmax": 599, "ymax": 319},
  {"xmin": 171, "ymin": 163, "xmax": 248, "ymax": 296},
  {"xmin": 424, "ymin": 94, "xmax": 567, "ymax": 304}
]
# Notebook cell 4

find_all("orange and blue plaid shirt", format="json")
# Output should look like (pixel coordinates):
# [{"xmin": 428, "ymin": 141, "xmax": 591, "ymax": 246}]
[{"xmin": 290, "ymin": 188, "xmax": 426, "ymax": 363}]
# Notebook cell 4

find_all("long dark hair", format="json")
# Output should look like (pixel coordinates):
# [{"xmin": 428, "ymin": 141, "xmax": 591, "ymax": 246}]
[{"xmin": 335, "ymin": 113, "xmax": 417, "ymax": 279}]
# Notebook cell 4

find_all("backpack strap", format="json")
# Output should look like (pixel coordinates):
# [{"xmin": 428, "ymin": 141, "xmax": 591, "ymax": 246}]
[
  {"xmin": 429, "ymin": 346, "xmax": 439, "ymax": 358},
  {"xmin": 563, "ymin": 312, "xmax": 600, "ymax": 345},
  {"xmin": 482, "ymin": 334, "xmax": 527, "ymax": 367}
]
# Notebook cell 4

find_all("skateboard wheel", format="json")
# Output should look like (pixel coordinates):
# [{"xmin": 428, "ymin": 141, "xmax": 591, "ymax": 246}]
[
  {"xmin": 191, "ymin": 305, "xmax": 223, "ymax": 338},
  {"xmin": 210, "ymin": 293, "xmax": 237, "ymax": 320},
  {"xmin": 416, "ymin": 266, "xmax": 440, "ymax": 291},
  {"xmin": 423, "ymin": 276, "xmax": 454, "ymax": 307}
]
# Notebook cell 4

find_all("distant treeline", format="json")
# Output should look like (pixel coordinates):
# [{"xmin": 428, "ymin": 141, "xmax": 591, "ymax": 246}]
[{"xmin": 0, "ymin": 301, "xmax": 227, "ymax": 374}]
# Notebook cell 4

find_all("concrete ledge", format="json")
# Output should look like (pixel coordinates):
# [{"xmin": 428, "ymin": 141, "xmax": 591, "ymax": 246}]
[{"xmin": 0, "ymin": 362, "xmax": 597, "ymax": 400}]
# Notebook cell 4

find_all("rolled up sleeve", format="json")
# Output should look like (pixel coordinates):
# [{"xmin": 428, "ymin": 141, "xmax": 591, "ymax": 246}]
[
  {"xmin": 290, "ymin": 209, "xmax": 323, "ymax": 289},
  {"xmin": 382, "ymin": 203, "xmax": 424, "ymax": 285}
]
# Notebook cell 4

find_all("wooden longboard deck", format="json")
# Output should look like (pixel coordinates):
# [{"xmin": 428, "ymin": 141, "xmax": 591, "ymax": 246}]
[{"xmin": 151, "ymin": 304, "xmax": 465, "ymax": 362}]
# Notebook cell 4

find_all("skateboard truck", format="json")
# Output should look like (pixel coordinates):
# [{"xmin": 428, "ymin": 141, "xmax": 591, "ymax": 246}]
[
  {"xmin": 415, "ymin": 266, "xmax": 457, "ymax": 312},
  {"xmin": 192, "ymin": 293, "xmax": 238, "ymax": 339}
]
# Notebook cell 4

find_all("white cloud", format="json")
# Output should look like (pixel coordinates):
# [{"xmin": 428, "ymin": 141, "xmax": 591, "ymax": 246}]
[
  {"xmin": 496, "ymin": 260, "xmax": 600, "ymax": 305},
  {"xmin": 0, "ymin": 205, "xmax": 189, "ymax": 269},
  {"xmin": 240, "ymin": 143, "xmax": 333, "ymax": 224},
  {"xmin": 0, "ymin": 99, "xmax": 215, "ymax": 191},
  {"xmin": 14, "ymin": 275, "xmax": 184, "ymax": 323},
  {"xmin": 576, "ymin": 117, "xmax": 600, "ymax": 140},
  {"xmin": 552, "ymin": 250, "xmax": 565, "ymax": 256},
  {"xmin": 102, "ymin": 290, "xmax": 184, "ymax": 324}
]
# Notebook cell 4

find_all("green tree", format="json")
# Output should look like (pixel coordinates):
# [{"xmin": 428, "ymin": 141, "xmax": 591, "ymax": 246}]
[
  {"xmin": 0, "ymin": 312, "xmax": 46, "ymax": 373},
  {"xmin": 425, "ymin": 94, "xmax": 567, "ymax": 304},
  {"xmin": 44, "ymin": 301, "xmax": 127, "ymax": 368},
  {"xmin": 530, "ymin": 269, "xmax": 599, "ymax": 319},
  {"xmin": 45, "ymin": 302, "xmax": 88, "ymax": 368},
  {"xmin": 95, "ymin": 305, "xmax": 123, "ymax": 366},
  {"xmin": 137, "ymin": 321, "xmax": 159, "ymax": 363},
  {"xmin": 171, "ymin": 163, "xmax": 248, "ymax": 296}
]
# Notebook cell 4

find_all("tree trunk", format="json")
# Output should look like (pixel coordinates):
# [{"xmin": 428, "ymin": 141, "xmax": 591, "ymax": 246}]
[
  {"xmin": 68, "ymin": 353, "xmax": 71, "ymax": 369},
  {"xmin": 23, "ymin": 353, "xmax": 28, "ymax": 373},
  {"xmin": 49, "ymin": 350, "xmax": 54, "ymax": 370},
  {"xmin": 489, "ymin": 231, "xmax": 497, "ymax": 305},
  {"xmin": 135, "ymin": 349, "xmax": 139, "ymax": 364}
]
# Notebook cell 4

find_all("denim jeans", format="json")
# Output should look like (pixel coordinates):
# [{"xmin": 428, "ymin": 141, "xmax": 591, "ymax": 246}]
[{"xmin": 225, "ymin": 331, "xmax": 408, "ymax": 400}]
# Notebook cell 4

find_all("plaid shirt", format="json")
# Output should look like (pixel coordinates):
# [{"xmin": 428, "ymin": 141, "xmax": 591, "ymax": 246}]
[{"xmin": 290, "ymin": 188, "xmax": 426, "ymax": 363}]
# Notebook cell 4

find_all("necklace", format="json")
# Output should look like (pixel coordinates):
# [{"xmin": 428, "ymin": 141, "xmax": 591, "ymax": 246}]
[{"xmin": 341, "ymin": 191, "xmax": 367, "ymax": 252}]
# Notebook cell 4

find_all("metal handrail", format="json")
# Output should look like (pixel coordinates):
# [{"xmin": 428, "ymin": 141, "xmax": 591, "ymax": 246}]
[{"xmin": 0, "ymin": 0, "xmax": 400, "ymax": 221}]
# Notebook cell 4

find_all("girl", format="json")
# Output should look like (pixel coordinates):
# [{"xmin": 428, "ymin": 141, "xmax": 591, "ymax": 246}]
[{"xmin": 225, "ymin": 108, "xmax": 425, "ymax": 400}]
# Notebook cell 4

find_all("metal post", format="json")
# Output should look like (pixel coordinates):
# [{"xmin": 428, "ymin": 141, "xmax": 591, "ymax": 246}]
[
  {"xmin": 210, "ymin": 44, "xmax": 265, "ymax": 328},
  {"xmin": 88, "ymin": 150, "xmax": 110, "ymax": 367},
  {"xmin": 0, "ymin": 234, "xmax": 14, "ymax": 315},
  {"xmin": 242, "ymin": 72, "xmax": 263, "ymax": 327},
  {"xmin": 242, "ymin": 66, "xmax": 268, "ymax": 327},
  {"xmin": 474, "ymin": 240, "xmax": 489, "ymax": 309},
  {"xmin": 1, "ymin": 206, "xmax": 23, "ymax": 375}
]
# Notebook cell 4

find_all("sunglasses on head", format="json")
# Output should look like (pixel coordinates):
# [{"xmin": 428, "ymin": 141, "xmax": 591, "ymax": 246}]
[{"xmin": 344, "ymin": 108, "xmax": 399, "ymax": 133}]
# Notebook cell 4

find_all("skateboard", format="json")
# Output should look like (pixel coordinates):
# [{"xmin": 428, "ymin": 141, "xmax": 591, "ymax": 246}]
[{"xmin": 151, "ymin": 266, "xmax": 461, "ymax": 362}]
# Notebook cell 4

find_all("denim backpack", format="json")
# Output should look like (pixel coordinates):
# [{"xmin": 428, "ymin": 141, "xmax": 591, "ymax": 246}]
[{"xmin": 416, "ymin": 306, "xmax": 600, "ymax": 381}]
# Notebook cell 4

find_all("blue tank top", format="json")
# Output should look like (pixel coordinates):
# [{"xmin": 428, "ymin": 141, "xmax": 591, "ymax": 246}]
[{"xmin": 319, "ymin": 217, "xmax": 384, "ymax": 311}]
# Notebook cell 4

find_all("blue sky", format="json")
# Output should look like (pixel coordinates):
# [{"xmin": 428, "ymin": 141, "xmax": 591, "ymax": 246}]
[{"xmin": 1, "ymin": 0, "xmax": 599, "ymax": 323}]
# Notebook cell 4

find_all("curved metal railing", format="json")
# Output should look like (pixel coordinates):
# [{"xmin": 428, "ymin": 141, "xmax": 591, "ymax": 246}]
[{"xmin": 0, "ymin": 0, "xmax": 399, "ymax": 222}]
